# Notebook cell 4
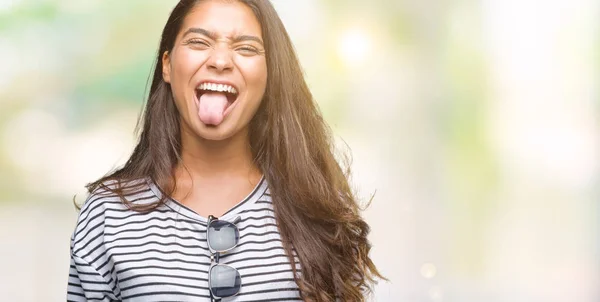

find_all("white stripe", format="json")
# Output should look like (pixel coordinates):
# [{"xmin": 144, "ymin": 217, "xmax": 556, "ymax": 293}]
[{"xmin": 67, "ymin": 178, "xmax": 301, "ymax": 301}]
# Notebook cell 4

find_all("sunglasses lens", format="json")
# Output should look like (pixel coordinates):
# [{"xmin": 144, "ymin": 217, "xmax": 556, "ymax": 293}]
[
  {"xmin": 210, "ymin": 265, "xmax": 241, "ymax": 298},
  {"xmin": 208, "ymin": 220, "xmax": 239, "ymax": 252}
]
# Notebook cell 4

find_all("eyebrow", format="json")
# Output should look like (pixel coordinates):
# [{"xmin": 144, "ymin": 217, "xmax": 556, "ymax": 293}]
[{"xmin": 182, "ymin": 27, "xmax": 264, "ymax": 45}]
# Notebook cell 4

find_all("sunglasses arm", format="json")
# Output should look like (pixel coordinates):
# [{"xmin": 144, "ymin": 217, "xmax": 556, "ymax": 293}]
[{"xmin": 214, "ymin": 251, "xmax": 220, "ymax": 263}]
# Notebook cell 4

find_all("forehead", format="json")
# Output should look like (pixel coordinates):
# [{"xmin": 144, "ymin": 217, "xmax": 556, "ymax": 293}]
[{"xmin": 180, "ymin": 0, "xmax": 263, "ymax": 38}]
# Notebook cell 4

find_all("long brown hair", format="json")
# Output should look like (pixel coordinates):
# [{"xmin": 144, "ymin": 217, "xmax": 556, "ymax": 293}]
[{"xmin": 85, "ymin": 0, "xmax": 385, "ymax": 300}]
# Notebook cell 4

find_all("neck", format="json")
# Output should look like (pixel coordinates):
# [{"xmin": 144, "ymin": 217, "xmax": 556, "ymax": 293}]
[{"xmin": 175, "ymin": 126, "xmax": 260, "ymax": 180}]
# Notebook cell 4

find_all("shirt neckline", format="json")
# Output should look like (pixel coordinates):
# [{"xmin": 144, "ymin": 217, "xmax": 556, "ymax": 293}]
[{"xmin": 146, "ymin": 175, "xmax": 267, "ymax": 223}]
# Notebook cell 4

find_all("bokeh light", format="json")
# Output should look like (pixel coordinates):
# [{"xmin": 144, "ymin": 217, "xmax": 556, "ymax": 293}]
[{"xmin": 338, "ymin": 28, "xmax": 372, "ymax": 65}]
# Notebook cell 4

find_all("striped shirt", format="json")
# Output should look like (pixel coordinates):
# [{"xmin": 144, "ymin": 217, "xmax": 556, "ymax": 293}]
[{"xmin": 67, "ymin": 177, "xmax": 302, "ymax": 301}]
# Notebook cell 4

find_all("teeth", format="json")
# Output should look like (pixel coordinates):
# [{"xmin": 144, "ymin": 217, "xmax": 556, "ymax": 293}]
[{"xmin": 198, "ymin": 82, "xmax": 238, "ymax": 94}]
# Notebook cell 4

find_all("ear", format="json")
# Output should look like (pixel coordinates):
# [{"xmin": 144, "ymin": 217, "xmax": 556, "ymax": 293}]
[{"xmin": 162, "ymin": 51, "xmax": 171, "ymax": 83}]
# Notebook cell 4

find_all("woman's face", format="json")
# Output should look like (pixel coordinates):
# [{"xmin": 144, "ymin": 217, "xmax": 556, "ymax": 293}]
[{"xmin": 162, "ymin": 0, "xmax": 267, "ymax": 141}]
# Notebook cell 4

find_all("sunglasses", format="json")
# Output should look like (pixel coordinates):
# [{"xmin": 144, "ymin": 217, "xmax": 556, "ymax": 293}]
[{"xmin": 207, "ymin": 215, "xmax": 242, "ymax": 301}]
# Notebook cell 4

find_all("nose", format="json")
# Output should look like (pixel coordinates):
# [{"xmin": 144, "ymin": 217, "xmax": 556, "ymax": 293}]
[{"xmin": 207, "ymin": 44, "xmax": 233, "ymax": 73}]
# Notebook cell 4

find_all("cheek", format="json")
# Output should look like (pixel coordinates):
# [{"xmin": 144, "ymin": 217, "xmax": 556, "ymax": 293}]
[
  {"xmin": 251, "ymin": 69, "xmax": 268, "ymax": 98},
  {"xmin": 170, "ymin": 50, "xmax": 207, "ymax": 112},
  {"xmin": 238, "ymin": 61, "xmax": 267, "ymax": 119},
  {"xmin": 171, "ymin": 50, "xmax": 205, "ymax": 83},
  {"xmin": 236, "ymin": 58, "xmax": 267, "ymax": 88}
]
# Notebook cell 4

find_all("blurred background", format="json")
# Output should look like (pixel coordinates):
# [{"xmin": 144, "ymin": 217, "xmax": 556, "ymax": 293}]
[{"xmin": 0, "ymin": 0, "xmax": 598, "ymax": 301}]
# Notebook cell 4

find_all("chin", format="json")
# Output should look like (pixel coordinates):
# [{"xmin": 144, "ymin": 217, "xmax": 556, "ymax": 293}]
[{"xmin": 192, "ymin": 119, "xmax": 243, "ymax": 141}]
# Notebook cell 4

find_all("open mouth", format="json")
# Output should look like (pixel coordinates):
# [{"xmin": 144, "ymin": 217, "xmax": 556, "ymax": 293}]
[
  {"xmin": 195, "ymin": 82, "xmax": 240, "ymax": 126},
  {"xmin": 196, "ymin": 82, "xmax": 239, "ymax": 105}
]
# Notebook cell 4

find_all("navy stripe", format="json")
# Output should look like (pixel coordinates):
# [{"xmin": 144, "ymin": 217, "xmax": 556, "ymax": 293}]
[{"xmin": 68, "ymin": 178, "xmax": 301, "ymax": 301}]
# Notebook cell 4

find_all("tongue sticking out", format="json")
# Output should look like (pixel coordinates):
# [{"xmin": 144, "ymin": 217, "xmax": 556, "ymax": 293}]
[{"xmin": 198, "ymin": 92, "xmax": 229, "ymax": 126}]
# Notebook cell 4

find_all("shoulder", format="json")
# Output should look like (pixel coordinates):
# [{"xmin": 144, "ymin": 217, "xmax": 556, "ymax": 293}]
[
  {"xmin": 72, "ymin": 178, "xmax": 156, "ymax": 247},
  {"xmin": 78, "ymin": 178, "xmax": 156, "ymax": 213}
]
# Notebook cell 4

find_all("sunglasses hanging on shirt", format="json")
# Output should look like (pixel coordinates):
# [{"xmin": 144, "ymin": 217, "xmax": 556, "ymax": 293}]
[{"xmin": 207, "ymin": 215, "xmax": 242, "ymax": 301}]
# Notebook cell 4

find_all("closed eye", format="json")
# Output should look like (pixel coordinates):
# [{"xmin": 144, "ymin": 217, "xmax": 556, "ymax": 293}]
[
  {"xmin": 238, "ymin": 47, "xmax": 257, "ymax": 52},
  {"xmin": 185, "ymin": 39, "xmax": 210, "ymax": 47},
  {"xmin": 236, "ymin": 46, "xmax": 262, "ymax": 55}
]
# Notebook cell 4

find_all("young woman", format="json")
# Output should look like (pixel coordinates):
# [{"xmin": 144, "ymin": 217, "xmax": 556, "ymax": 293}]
[{"xmin": 67, "ymin": 0, "xmax": 384, "ymax": 301}]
